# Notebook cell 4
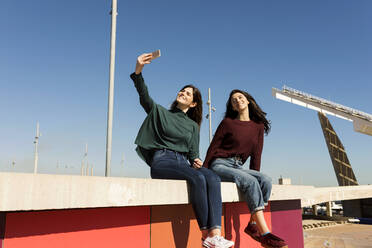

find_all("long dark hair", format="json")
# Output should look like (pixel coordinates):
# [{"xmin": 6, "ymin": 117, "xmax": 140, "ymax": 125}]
[
  {"xmin": 225, "ymin": 89, "xmax": 271, "ymax": 134},
  {"xmin": 170, "ymin": 85, "xmax": 203, "ymax": 127}
]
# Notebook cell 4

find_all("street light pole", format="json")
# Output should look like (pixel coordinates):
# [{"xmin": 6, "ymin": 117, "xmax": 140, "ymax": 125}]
[
  {"xmin": 33, "ymin": 122, "xmax": 40, "ymax": 174},
  {"xmin": 105, "ymin": 0, "xmax": 118, "ymax": 177}
]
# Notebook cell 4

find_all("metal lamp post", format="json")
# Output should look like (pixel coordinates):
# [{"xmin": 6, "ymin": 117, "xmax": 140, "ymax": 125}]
[{"xmin": 105, "ymin": 0, "xmax": 118, "ymax": 177}]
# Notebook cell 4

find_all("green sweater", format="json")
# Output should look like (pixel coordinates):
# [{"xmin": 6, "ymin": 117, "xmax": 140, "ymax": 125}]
[{"xmin": 130, "ymin": 72, "xmax": 200, "ymax": 166}]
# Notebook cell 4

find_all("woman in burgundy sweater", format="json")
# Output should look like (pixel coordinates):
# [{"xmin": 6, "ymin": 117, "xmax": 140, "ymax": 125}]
[{"xmin": 204, "ymin": 89, "xmax": 287, "ymax": 248}]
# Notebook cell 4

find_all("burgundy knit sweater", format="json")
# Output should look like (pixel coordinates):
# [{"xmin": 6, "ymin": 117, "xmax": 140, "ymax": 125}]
[{"xmin": 203, "ymin": 118, "xmax": 264, "ymax": 171}]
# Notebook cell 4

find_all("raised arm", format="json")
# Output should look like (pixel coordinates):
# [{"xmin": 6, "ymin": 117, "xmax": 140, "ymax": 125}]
[
  {"xmin": 130, "ymin": 53, "xmax": 155, "ymax": 114},
  {"xmin": 250, "ymin": 124, "xmax": 264, "ymax": 171},
  {"xmin": 135, "ymin": 53, "xmax": 152, "ymax": 75}
]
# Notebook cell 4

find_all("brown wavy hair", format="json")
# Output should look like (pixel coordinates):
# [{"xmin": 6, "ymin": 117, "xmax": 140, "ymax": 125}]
[
  {"xmin": 225, "ymin": 89, "xmax": 271, "ymax": 134},
  {"xmin": 170, "ymin": 85, "xmax": 203, "ymax": 126}
]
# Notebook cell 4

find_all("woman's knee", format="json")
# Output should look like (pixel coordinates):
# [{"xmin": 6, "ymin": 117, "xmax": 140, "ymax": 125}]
[
  {"xmin": 206, "ymin": 172, "xmax": 221, "ymax": 189},
  {"xmin": 260, "ymin": 174, "xmax": 272, "ymax": 187},
  {"xmin": 205, "ymin": 168, "xmax": 221, "ymax": 181},
  {"xmin": 190, "ymin": 173, "xmax": 207, "ymax": 188},
  {"xmin": 236, "ymin": 175, "xmax": 260, "ymax": 190}
]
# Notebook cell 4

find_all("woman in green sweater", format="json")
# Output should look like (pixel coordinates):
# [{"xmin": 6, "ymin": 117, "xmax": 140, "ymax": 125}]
[{"xmin": 130, "ymin": 53, "xmax": 233, "ymax": 248}]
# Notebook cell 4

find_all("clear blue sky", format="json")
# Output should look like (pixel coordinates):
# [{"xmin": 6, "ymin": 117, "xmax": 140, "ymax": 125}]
[{"xmin": 1, "ymin": 0, "xmax": 371, "ymax": 186}]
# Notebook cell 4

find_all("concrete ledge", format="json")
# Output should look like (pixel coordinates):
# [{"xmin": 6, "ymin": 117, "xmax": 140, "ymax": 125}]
[
  {"xmin": 269, "ymin": 184, "xmax": 372, "ymax": 207},
  {"xmin": 1, "ymin": 172, "xmax": 372, "ymax": 211}
]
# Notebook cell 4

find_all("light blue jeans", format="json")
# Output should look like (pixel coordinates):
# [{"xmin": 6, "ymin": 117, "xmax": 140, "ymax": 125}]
[{"xmin": 210, "ymin": 157, "xmax": 272, "ymax": 213}]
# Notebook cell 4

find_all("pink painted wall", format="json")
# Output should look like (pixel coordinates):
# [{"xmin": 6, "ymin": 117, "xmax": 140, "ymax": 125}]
[{"xmin": 271, "ymin": 200, "xmax": 304, "ymax": 248}]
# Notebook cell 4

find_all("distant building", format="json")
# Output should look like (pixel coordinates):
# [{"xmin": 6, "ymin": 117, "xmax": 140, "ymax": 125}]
[{"xmin": 278, "ymin": 177, "xmax": 291, "ymax": 185}]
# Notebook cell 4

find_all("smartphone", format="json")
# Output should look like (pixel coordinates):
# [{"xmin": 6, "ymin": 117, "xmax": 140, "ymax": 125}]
[{"xmin": 151, "ymin": 49, "xmax": 161, "ymax": 60}]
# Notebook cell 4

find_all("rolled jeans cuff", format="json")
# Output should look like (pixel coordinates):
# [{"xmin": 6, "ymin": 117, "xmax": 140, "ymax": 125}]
[
  {"xmin": 209, "ymin": 225, "xmax": 221, "ymax": 231},
  {"xmin": 200, "ymin": 225, "xmax": 221, "ymax": 231},
  {"xmin": 252, "ymin": 206, "xmax": 265, "ymax": 213}
]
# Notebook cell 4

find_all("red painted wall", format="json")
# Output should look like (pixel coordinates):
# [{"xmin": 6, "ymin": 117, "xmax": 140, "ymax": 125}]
[
  {"xmin": 0, "ymin": 212, "xmax": 6, "ymax": 248},
  {"xmin": 150, "ymin": 204, "xmax": 225, "ymax": 248},
  {"xmin": 4, "ymin": 207, "xmax": 150, "ymax": 248},
  {"xmin": 2, "ymin": 200, "xmax": 304, "ymax": 248}
]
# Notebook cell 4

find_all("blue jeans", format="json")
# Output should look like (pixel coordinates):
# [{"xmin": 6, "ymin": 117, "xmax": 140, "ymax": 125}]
[
  {"xmin": 210, "ymin": 157, "xmax": 272, "ymax": 213},
  {"xmin": 151, "ymin": 149, "xmax": 222, "ymax": 230}
]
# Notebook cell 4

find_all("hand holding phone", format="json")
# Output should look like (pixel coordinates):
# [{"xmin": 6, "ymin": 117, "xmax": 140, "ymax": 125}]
[
  {"xmin": 135, "ymin": 50, "xmax": 161, "ymax": 74},
  {"xmin": 151, "ymin": 49, "xmax": 161, "ymax": 60}
]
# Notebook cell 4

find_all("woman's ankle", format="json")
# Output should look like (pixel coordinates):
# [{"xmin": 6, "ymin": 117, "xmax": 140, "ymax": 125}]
[{"xmin": 208, "ymin": 228, "xmax": 221, "ymax": 237}]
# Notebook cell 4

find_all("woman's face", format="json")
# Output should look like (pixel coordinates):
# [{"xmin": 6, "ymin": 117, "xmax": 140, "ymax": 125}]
[
  {"xmin": 176, "ymin": 87, "xmax": 196, "ymax": 108},
  {"xmin": 231, "ymin": 92, "xmax": 249, "ymax": 112}
]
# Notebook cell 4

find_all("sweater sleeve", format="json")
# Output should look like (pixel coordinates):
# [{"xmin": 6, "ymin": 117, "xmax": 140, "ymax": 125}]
[
  {"xmin": 130, "ymin": 72, "xmax": 155, "ymax": 114},
  {"xmin": 250, "ymin": 124, "xmax": 264, "ymax": 171},
  {"xmin": 188, "ymin": 125, "xmax": 200, "ymax": 162},
  {"xmin": 203, "ymin": 119, "xmax": 226, "ymax": 168}
]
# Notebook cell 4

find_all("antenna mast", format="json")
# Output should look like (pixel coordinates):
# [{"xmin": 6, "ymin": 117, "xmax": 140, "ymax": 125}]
[
  {"xmin": 206, "ymin": 88, "xmax": 216, "ymax": 143},
  {"xmin": 121, "ymin": 152, "xmax": 124, "ymax": 167},
  {"xmin": 81, "ymin": 143, "xmax": 88, "ymax": 176}
]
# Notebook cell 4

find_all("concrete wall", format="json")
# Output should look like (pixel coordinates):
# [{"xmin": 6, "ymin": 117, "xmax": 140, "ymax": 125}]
[{"xmin": 1, "ymin": 172, "xmax": 372, "ymax": 211}]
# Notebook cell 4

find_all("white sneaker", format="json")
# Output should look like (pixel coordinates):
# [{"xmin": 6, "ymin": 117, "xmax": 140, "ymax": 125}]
[
  {"xmin": 203, "ymin": 235, "xmax": 234, "ymax": 248},
  {"xmin": 217, "ymin": 236, "xmax": 234, "ymax": 248}
]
